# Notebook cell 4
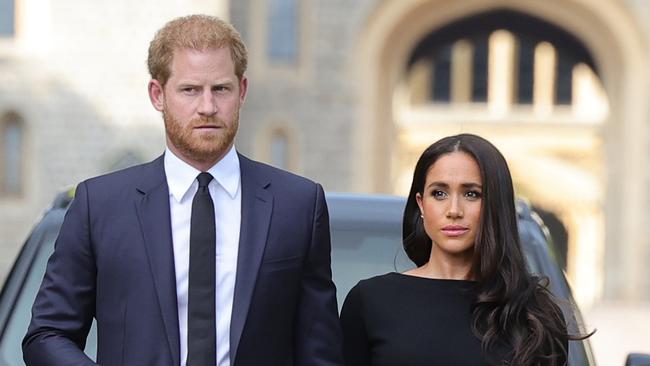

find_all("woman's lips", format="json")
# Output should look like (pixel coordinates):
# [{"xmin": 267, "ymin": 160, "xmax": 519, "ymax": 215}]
[{"xmin": 441, "ymin": 225, "xmax": 469, "ymax": 237}]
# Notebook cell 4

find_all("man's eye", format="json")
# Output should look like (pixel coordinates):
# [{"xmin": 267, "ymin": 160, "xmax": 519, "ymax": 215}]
[
  {"xmin": 214, "ymin": 85, "xmax": 229, "ymax": 92},
  {"xmin": 182, "ymin": 87, "xmax": 197, "ymax": 94}
]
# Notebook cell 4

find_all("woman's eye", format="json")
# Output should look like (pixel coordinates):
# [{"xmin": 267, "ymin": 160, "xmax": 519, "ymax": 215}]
[
  {"xmin": 465, "ymin": 190, "xmax": 482, "ymax": 200},
  {"xmin": 432, "ymin": 190, "xmax": 447, "ymax": 199}
]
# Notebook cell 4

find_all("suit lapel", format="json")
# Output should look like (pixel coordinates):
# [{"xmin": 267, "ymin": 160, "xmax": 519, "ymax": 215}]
[
  {"xmin": 230, "ymin": 155, "xmax": 273, "ymax": 365},
  {"xmin": 134, "ymin": 155, "xmax": 181, "ymax": 366}
]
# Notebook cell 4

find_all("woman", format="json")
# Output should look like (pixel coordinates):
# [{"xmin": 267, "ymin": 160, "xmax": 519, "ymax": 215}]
[{"xmin": 340, "ymin": 134, "xmax": 576, "ymax": 365}]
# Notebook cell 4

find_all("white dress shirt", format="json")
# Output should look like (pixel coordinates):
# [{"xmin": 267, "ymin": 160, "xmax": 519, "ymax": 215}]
[{"xmin": 164, "ymin": 146, "xmax": 241, "ymax": 366}]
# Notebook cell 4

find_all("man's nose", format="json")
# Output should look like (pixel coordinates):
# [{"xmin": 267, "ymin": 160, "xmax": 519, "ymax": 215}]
[{"xmin": 197, "ymin": 91, "xmax": 218, "ymax": 116}]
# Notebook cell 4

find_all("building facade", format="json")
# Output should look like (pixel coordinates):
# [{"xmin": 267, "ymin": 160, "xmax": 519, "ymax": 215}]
[
  {"xmin": 1, "ymin": 0, "xmax": 649, "ymax": 306},
  {"xmin": 0, "ymin": 0, "xmax": 228, "ymax": 277},
  {"xmin": 232, "ymin": 0, "xmax": 650, "ymax": 306}
]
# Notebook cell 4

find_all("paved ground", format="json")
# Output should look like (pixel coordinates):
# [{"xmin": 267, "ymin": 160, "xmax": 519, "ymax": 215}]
[{"xmin": 584, "ymin": 302, "xmax": 650, "ymax": 365}]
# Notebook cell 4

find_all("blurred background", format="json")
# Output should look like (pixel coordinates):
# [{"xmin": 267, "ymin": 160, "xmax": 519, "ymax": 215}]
[{"xmin": 0, "ymin": 0, "xmax": 648, "ymax": 363}]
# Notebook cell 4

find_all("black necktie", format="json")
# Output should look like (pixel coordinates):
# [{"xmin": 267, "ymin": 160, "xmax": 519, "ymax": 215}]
[{"xmin": 187, "ymin": 172, "xmax": 216, "ymax": 366}]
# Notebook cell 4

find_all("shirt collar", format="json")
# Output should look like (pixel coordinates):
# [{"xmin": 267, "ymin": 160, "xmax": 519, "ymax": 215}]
[{"xmin": 164, "ymin": 145, "xmax": 241, "ymax": 202}]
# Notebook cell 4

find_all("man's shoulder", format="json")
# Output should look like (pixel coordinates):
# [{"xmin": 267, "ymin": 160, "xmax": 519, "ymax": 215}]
[{"xmin": 82, "ymin": 155, "xmax": 164, "ymax": 192}]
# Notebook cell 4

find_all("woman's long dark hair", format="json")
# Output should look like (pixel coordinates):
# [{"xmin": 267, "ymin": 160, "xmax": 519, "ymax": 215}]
[{"xmin": 403, "ymin": 134, "xmax": 579, "ymax": 365}]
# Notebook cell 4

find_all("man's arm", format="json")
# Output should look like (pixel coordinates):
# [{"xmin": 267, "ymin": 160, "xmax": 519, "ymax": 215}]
[
  {"xmin": 22, "ymin": 181, "xmax": 97, "ymax": 365},
  {"xmin": 293, "ymin": 183, "xmax": 344, "ymax": 365}
]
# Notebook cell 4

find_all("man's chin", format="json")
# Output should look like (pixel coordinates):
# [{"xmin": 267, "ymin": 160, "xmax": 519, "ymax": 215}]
[
  {"xmin": 188, "ymin": 144, "xmax": 231, "ymax": 163},
  {"xmin": 167, "ymin": 133, "xmax": 235, "ymax": 166}
]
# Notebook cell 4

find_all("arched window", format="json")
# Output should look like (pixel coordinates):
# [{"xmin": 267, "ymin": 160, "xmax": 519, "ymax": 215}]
[
  {"xmin": 254, "ymin": 125, "xmax": 297, "ymax": 172},
  {"xmin": 1, "ymin": 113, "xmax": 24, "ymax": 196},
  {"xmin": 0, "ymin": 0, "xmax": 15, "ymax": 37},
  {"xmin": 406, "ymin": 10, "xmax": 602, "ymax": 112},
  {"xmin": 267, "ymin": 0, "xmax": 298, "ymax": 64},
  {"xmin": 270, "ymin": 130, "xmax": 290, "ymax": 170}
]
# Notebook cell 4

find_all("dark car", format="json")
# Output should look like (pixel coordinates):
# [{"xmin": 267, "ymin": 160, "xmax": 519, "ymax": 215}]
[
  {"xmin": 0, "ymin": 190, "xmax": 638, "ymax": 365},
  {"xmin": 327, "ymin": 193, "xmax": 596, "ymax": 366}
]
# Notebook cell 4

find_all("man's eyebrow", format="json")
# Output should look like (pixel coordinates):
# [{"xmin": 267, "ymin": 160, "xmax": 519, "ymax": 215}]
[
  {"xmin": 176, "ymin": 82, "xmax": 201, "ymax": 87},
  {"xmin": 213, "ymin": 81, "xmax": 235, "ymax": 86}
]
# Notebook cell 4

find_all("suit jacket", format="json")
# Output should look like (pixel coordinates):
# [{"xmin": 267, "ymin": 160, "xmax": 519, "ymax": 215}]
[{"xmin": 23, "ymin": 153, "xmax": 343, "ymax": 366}]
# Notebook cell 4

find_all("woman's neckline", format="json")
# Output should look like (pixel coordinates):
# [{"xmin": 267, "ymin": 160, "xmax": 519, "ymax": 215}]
[{"xmin": 390, "ymin": 271, "xmax": 477, "ymax": 284}]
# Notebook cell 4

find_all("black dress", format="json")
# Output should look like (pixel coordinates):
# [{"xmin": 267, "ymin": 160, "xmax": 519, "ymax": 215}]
[{"xmin": 340, "ymin": 272, "xmax": 497, "ymax": 366}]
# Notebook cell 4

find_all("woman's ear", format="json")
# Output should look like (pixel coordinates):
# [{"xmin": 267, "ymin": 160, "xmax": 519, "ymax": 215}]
[{"xmin": 416, "ymin": 192, "xmax": 424, "ymax": 217}]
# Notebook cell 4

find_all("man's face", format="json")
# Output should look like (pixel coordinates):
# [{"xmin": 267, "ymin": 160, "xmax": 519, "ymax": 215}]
[{"xmin": 148, "ymin": 47, "xmax": 248, "ymax": 169}]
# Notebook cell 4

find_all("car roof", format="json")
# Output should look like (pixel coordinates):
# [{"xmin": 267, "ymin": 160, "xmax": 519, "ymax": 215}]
[{"xmin": 325, "ymin": 192, "xmax": 405, "ymax": 231}]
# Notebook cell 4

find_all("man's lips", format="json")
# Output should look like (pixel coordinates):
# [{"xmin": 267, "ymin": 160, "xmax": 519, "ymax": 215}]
[{"xmin": 441, "ymin": 225, "xmax": 469, "ymax": 237}]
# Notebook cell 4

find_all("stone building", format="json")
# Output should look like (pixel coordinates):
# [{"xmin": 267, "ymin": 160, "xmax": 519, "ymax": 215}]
[
  {"xmin": 230, "ymin": 0, "xmax": 650, "ymax": 307},
  {"xmin": 0, "ymin": 0, "xmax": 228, "ymax": 277},
  {"xmin": 1, "ymin": 0, "xmax": 649, "ymax": 308}
]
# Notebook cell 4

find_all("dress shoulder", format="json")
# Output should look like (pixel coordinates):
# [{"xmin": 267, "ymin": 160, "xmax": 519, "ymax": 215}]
[
  {"xmin": 356, "ymin": 272, "xmax": 398, "ymax": 288},
  {"xmin": 346, "ymin": 273, "xmax": 399, "ymax": 300},
  {"xmin": 341, "ymin": 275, "xmax": 396, "ymax": 366},
  {"xmin": 340, "ymin": 273, "xmax": 398, "ymax": 333}
]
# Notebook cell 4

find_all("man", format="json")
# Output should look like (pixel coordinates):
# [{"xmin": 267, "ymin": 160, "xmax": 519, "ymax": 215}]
[{"xmin": 23, "ymin": 15, "xmax": 343, "ymax": 366}]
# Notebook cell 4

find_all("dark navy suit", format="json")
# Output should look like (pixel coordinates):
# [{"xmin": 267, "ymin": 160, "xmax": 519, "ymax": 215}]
[{"xmin": 23, "ymin": 153, "xmax": 343, "ymax": 366}]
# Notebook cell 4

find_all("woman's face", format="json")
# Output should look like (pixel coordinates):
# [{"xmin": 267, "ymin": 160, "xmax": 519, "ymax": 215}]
[{"xmin": 416, "ymin": 151, "xmax": 483, "ymax": 259}]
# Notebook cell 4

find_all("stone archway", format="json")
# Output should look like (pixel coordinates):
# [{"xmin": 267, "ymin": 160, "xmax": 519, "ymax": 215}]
[{"xmin": 353, "ymin": 0, "xmax": 649, "ymax": 304}]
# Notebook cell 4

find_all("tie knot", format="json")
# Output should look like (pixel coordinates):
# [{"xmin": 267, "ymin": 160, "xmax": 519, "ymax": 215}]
[{"xmin": 197, "ymin": 172, "xmax": 213, "ymax": 188}]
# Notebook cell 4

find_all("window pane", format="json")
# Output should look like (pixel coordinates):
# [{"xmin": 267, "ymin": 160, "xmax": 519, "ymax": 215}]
[
  {"xmin": 3, "ymin": 120, "xmax": 23, "ymax": 194},
  {"xmin": 267, "ymin": 0, "xmax": 298, "ymax": 63},
  {"xmin": 472, "ymin": 36, "xmax": 489, "ymax": 102},
  {"xmin": 517, "ymin": 37, "xmax": 535, "ymax": 104},
  {"xmin": 432, "ymin": 45, "xmax": 452, "ymax": 102},
  {"xmin": 330, "ymin": 228, "xmax": 412, "ymax": 310},
  {"xmin": 0, "ymin": 0, "xmax": 15, "ymax": 36},
  {"xmin": 556, "ymin": 52, "xmax": 574, "ymax": 105},
  {"xmin": 270, "ymin": 133, "xmax": 288, "ymax": 169}
]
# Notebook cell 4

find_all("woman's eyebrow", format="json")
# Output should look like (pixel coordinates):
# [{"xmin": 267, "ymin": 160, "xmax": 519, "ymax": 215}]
[
  {"xmin": 461, "ymin": 182, "xmax": 482, "ymax": 189},
  {"xmin": 427, "ymin": 181, "xmax": 482, "ymax": 189},
  {"xmin": 427, "ymin": 181, "xmax": 449, "ymax": 189}
]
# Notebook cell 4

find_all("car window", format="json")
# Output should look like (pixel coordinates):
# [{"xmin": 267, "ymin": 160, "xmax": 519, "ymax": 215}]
[
  {"xmin": 330, "ymin": 227, "xmax": 414, "ymax": 308},
  {"xmin": 0, "ymin": 221, "xmax": 97, "ymax": 364},
  {"xmin": 0, "ymin": 230, "xmax": 53, "ymax": 364}
]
